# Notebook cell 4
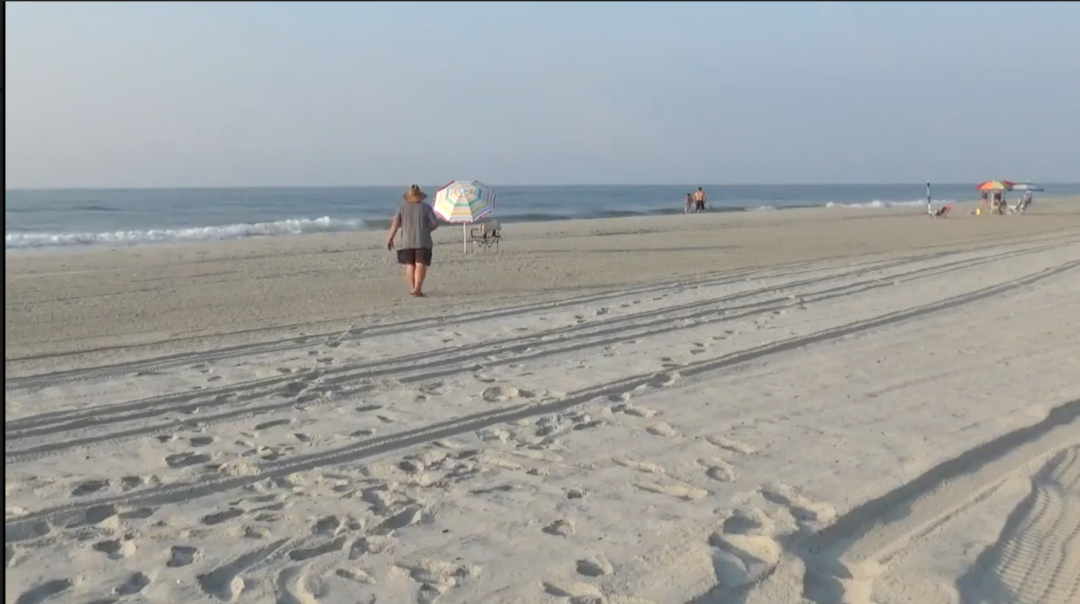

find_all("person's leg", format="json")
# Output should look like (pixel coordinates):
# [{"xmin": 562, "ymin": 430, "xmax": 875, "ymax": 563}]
[
  {"xmin": 397, "ymin": 249, "xmax": 417, "ymax": 293},
  {"xmin": 412, "ymin": 263, "xmax": 428, "ymax": 296},
  {"xmin": 412, "ymin": 248, "xmax": 432, "ymax": 296}
]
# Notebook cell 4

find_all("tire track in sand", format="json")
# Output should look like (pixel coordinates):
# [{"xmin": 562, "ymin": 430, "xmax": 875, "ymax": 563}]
[{"xmin": 6, "ymin": 260, "xmax": 1075, "ymax": 541}]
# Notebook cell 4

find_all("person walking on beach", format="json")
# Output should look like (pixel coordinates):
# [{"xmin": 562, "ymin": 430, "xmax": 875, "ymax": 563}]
[
  {"xmin": 685, "ymin": 192, "xmax": 694, "ymax": 214},
  {"xmin": 693, "ymin": 187, "xmax": 707, "ymax": 212},
  {"xmin": 386, "ymin": 185, "xmax": 439, "ymax": 297}
]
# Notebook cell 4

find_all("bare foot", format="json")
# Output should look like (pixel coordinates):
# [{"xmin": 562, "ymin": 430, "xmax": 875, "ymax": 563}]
[{"xmin": 412, "ymin": 291, "xmax": 425, "ymax": 298}]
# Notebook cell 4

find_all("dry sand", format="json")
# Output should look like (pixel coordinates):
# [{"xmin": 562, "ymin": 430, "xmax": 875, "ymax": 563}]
[{"xmin": 5, "ymin": 199, "xmax": 1080, "ymax": 604}]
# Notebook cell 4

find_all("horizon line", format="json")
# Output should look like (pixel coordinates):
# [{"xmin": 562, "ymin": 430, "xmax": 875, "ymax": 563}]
[{"xmin": 7, "ymin": 181, "xmax": 1074, "ymax": 193}]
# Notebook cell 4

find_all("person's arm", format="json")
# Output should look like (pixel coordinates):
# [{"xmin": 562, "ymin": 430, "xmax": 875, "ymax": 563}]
[
  {"xmin": 386, "ymin": 211, "xmax": 401, "ymax": 250},
  {"xmin": 427, "ymin": 206, "xmax": 439, "ymax": 231}
]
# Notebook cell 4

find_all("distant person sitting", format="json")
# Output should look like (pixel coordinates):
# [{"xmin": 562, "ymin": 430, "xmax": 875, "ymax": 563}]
[{"xmin": 693, "ymin": 187, "xmax": 707, "ymax": 212}]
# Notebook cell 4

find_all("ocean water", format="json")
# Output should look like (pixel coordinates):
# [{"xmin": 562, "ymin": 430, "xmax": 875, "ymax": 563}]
[{"xmin": 6, "ymin": 184, "xmax": 1078, "ymax": 250}]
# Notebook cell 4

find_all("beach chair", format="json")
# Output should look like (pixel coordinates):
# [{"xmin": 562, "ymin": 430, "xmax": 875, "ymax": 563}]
[
  {"xmin": 931, "ymin": 202, "xmax": 954, "ymax": 218},
  {"xmin": 469, "ymin": 220, "xmax": 502, "ymax": 252},
  {"xmin": 1008, "ymin": 194, "xmax": 1033, "ymax": 215}
]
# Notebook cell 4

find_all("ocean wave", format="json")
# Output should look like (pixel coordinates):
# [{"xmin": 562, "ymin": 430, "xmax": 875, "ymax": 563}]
[
  {"xmin": 5, "ymin": 199, "xmax": 956, "ymax": 250},
  {"xmin": 825, "ymin": 199, "xmax": 948, "ymax": 209},
  {"xmin": 5, "ymin": 216, "xmax": 368, "ymax": 250}
]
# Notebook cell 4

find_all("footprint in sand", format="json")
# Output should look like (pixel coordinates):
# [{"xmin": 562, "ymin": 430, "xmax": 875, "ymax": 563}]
[
  {"xmin": 613, "ymin": 403, "xmax": 658, "ymax": 418},
  {"xmin": 615, "ymin": 458, "xmax": 667, "ymax": 475},
  {"xmin": 288, "ymin": 536, "xmax": 347, "ymax": 561},
  {"xmin": 396, "ymin": 558, "xmax": 482, "ymax": 603},
  {"xmin": 635, "ymin": 482, "xmax": 708, "ymax": 501},
  {"xmin": 646, "ymin": 422, "xmax": 679, "ymax": 437},
  {"xmin": 253, "ymin": 419, "xmax": 293, "ymax": 432},
  {"xmin": 705, "ymin": 435, "xmax": 756, "ymax": 456},
  {"xmin": 14, "ymin": 578, "xmax": 73, "ymax": 604},
  {"xmin": 80, "ymin": 504, "xmax": 119, "ymax": 526},
  {"xmin": 197, "ymin": 539, "xmax": 290, "ymax": 601},
  {"xmin": 313, "ymin": 515, "xmax": 342, "ymax": 536},
  {"xmin": 119, "ymin": 506, "xmax": 156, "ymax": 520},
  {"xmin": 167, "ymin": 545, "xmax": 199, "ymax": 567},
  {"xmin": 721, "ymin": 507, "xmax": 775, "ymax": 537},
  {"xmin": 543, "ymin": 519, "xmax": 576, "ymax": 537},
  {"xmin": 706, "ymin": 508, "xmax": 782, "ymax": 591},
  {"xmin": 115, "ymin": 572, "xmax": 151, "ymax": 596},
  {"xmin": 371, "ymin": 505, "xmax": 423, "ymax": 535},
  {"xmin": 275, "ymin": 565, "xmax": 320, "ymax": 604},
  {"xmin": 759, "ymin": 483, "xmax": 837, "ymax": 525},
  {"xmin": 93, "ymin": 538, "xmax": 136, "ymax": 560},
  {"xmin": 335, "ymin": 568, "xmax": 376, "ymax": 584},
  {"xmin": 71, "ymin": 479, "xmax": 110, "ymax": 497},
  {"xmin": 699, "ymin": 457, "xmax": 738, "ymax": 482},
  {"xmin": 576, "ymin": 555, "xmax": 614, "ymax": 577},
  {"xmin": 543, "ymin": 581, "xmax": 603, "ymax": 601},
  {"xmin": 349, "ymin": 535, "xmax": 396, "ymax": 558},
  {"xmin": 189, "ymin": 436, "xmax": 215, "ymax": 447},
  {"xmin": 201, "ymin": 508, "xmax": 244, "ymax": 526}
]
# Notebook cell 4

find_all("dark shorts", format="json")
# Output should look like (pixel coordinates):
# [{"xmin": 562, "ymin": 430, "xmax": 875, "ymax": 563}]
[
  {"xmin": 694, "ymin": 200, "xmax": 705, "ymax": 211},
  {"xmin": 397, "ymin": 247, "xmax": 433, "ymax": 266}
]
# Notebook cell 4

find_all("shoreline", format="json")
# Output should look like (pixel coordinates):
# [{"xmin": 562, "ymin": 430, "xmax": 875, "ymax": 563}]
[{"xmin": 7, "ymin": 194, "xmax": 1063, "ymax": 254}]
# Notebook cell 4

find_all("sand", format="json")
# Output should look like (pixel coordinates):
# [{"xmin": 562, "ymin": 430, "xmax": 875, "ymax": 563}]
[{"xmin": 5, "ymin": 198, "xmax": 1080, "ymax": 604}]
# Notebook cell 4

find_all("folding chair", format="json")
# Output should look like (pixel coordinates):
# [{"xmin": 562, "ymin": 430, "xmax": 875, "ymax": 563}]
[
  {"xmin": 469, "ymin": 220, "xmax": 502, "ymax": 252},
  {"xmin": 930, "ymin": 202, "xmax": 954, "ymax": 218}
]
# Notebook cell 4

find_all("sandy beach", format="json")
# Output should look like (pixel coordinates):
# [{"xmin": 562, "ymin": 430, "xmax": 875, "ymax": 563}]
[{"xmin": 5, "ymin": 199, "xmax": 1080, "ymax": 604}]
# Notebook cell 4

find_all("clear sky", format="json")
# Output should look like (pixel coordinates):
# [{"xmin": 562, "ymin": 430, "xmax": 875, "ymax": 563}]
[{"xmin": 5, "ymin": 1, "xmax": 1079, "ymax": 188}]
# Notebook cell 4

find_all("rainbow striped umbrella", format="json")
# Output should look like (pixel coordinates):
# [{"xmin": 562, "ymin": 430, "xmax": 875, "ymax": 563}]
[
  {"xmin": 975, "ymin": 180, "xmax": 1015, "ymax": 191},
  {"xmin": 432, "ymin": 180, "xmax": 496, "ymax": 223},
  {"xmin": 431, "ymin": 180, "xmax": 497, "ymax": 253}
]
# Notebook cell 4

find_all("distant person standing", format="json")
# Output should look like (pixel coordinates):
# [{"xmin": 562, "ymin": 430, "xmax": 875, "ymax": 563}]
[
  {"xmin": 693, "ymin": 187, "xmax": 707, "ymax": 212},
  {"xmin": 685, "ymin": 192, "xmax": 694, "ymax": 214},
  {"xmin": 386, "ymin": 185, "xmax": 439, "ymax": 297}
]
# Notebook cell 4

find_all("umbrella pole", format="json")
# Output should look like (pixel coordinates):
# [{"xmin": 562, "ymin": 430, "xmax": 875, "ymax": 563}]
[{"xmin": 462, "ymin": 223, "xmax": 468, "ymax": 254}]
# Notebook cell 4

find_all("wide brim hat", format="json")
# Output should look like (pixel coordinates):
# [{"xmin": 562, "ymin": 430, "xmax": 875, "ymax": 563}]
[{"xmin": 403, "ymin": 185, "xmax": 428, "ymax": 203}]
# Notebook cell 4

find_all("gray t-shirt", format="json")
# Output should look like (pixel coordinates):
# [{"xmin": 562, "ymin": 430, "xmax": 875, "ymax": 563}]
[{"xmin": 394, "ymin": 202, "xmax": 439, "ymax": 249}]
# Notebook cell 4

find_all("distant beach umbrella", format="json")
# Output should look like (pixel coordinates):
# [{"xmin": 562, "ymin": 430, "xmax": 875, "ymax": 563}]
[
  {"xmin": 975, "ymin": 180, "xmax": 1015, "ymax": 191},
  {"xmin": 431, "ymin": 180, "xmax": 497, "ymax": 253}
]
